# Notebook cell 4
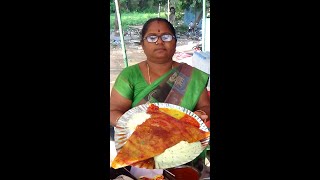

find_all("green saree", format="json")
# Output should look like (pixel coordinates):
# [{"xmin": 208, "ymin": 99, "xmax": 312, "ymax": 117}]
[
  {"xmin": 113, "ymin": 62, "xmax": 210, "ymax": 172},
  {"xmin": 113, "ymin": 63, "xmax": 209, "ymax": 111}
]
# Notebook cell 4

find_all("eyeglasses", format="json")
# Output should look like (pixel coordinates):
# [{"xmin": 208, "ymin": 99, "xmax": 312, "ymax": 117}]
[{"xmin": 143, "ymin": 34, "xmax": 175, "ymax": 43}]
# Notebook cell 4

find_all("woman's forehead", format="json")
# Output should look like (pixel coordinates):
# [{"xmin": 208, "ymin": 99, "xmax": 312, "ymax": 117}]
[{"xmin": 146, "ymin": 21, "xmax": 171, "ymax": 34}]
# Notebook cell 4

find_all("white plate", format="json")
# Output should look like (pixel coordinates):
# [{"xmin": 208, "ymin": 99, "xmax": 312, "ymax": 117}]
[{"xmin": 113, "ymin": 102, "xmax": 210, "ymax": 169}]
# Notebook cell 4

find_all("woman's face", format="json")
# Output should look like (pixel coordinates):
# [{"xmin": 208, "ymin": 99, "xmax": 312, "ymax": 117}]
[{"xmin": 141, "ymin": 21, "xmax": 176, "ymax": 63}]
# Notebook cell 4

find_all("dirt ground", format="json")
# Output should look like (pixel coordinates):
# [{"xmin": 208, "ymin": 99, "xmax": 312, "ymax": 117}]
[{"xmin": 109, "ymin": 34, "xmax": 201, "ymax": 94}]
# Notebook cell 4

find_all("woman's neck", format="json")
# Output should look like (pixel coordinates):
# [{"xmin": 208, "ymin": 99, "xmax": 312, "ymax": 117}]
[
  {"xmin": 145, "ymin": 60, "xmax": 174, "ymax": 73},
  {"xmin": 145, "ymin": 61, "xmax": 174, "ymax": 84}
]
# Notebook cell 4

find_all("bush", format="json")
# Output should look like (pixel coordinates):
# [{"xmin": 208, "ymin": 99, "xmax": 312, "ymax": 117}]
[{"xmin": 142, "ymin": 7, "xmax": 158, "ymax": 13}]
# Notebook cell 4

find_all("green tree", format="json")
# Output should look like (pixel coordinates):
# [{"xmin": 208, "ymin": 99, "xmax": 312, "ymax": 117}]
[
  {"xmin": 139, "ymin": 0, "xmax": 157, "ymax": 12},
  {"xmin": 179, "ymin": 0, "xmax": 210, "ymax": 24},
  {"xmin": 110, "ymin": 0, "xmax": 129, "ymax": 13}
]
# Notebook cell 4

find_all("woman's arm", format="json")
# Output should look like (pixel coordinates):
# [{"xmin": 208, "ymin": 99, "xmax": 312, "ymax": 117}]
[
  {"xmin": 194, "ymin": 88, "xmax": 211, "ymax": 122},
  {"xmin": 110, "ymin": 88, "xmax": 133, "ymax": 127}
]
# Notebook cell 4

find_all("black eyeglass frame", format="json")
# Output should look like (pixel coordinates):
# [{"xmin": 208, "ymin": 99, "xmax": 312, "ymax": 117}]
[{"xmin": 143, "ymin": 34, "xmax": 176, "ymax": 43}]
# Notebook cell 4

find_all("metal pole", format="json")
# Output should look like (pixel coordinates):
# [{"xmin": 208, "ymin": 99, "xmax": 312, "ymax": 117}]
[
  {"xmin": 158, "ymin": 1, "xmax": 161, "ymax": 17},
  {"xmin": 202, "ymin": 0, "xmax": 206, "ymax": 52},
  {"xmin": 114, "ymin": 0, "xmax": 128, "ymax": 68},
  {"xmin": 168, "ymin": 0, "xmax": 170, "ymax": 21}
]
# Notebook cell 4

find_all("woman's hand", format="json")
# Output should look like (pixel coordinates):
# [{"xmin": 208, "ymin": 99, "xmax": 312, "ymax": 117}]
[
  {"xmin": 194, "ymin": 88, "xmax": 210, "ymax": 128},
  {"xmin": 194, "ymin": 110, "xmax": 208, "ymax": 123},
  {"xmin": 194, "ymin": 110, "xmax": 210, "ymax": 128}
]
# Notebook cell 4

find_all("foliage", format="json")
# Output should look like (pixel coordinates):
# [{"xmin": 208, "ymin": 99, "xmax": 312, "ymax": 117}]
[
  {"xmin": 110, "ymin": 12, "xmax": 167, "ymax": 31},
  {"xmin": 140, "ymin": 0, "xmax": 158, "ymax": 13},
  {"xmin": 110, "ymin": 0, "xmax": 209, "ymax": 14},
  {"xmin": 110, "ymin": 0, "xmax": 211, "ymax": 30},
  {"xmin": 142, "ymin": 7, "xmax": 159, "ymax": 13},
  {"xmin": 179, "ymin": 0, "xmax": 202, "ymax": 11},
  {"xmin": 110, "ymin": 0, "xmax": 126, "ymax": 13},
  {"xmin": 129, "ymin": 0, "xmax": 140, "ymax": 11}
]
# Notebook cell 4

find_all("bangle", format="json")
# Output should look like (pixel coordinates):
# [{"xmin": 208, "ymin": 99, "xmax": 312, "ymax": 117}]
[{"xmin": 195, "ymin": 110, "xmax": 207, "ymax": 115}]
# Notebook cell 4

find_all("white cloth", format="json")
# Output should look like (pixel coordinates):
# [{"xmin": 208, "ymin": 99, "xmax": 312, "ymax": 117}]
[{"xmin": 130, "ymin": 166, "xmax": 163, "ymax": 179}]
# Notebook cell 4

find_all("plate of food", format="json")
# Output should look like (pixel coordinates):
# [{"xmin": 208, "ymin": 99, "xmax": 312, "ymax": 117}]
[{"xmin": 111, "ymin": 103, "xmax": 210, "ymax": 170}]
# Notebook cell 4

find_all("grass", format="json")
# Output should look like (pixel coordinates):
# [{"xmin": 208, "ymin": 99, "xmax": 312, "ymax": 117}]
[{"xmin": 110, "ymin": 12, "xmax": 168, "ymax": 31}]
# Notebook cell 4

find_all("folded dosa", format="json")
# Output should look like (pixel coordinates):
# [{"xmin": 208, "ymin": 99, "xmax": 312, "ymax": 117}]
[{"xmin": 111, "ymin": 104, "xmax": 210, "ymax": 169}]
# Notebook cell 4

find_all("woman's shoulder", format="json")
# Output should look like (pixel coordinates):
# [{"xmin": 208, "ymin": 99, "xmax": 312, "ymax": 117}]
[
  {"xmin": 118, "ymin": 63, "xmax": 144, "ymax": 78},
  {"xmin": 123, "ymin": 63, "xmax": 140, "ymax": 70},
  {"xmin": 120, "ymin": 63, "xmax": 140, "ymax": 73},
  {"xmin": 178, "ymin": 62, "xmax": 209, "ymax": 76},
  {"xmin": 177, "ymin": 62, "xmax": 195, "ymax": 70}
]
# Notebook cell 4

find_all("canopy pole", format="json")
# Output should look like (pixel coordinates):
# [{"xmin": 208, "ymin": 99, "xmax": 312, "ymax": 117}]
[
  {"xmin": 114, "ymin": 0, "xmax": 128, "ymax": 68},
  {"xmin": 167, "ymin": 0, "xmax": 170, "ymax": 21},
  {"xmin": 158, "ymin": 1, "xmax": 161, "ymax": 17},
  {"xmin": 202, "ymin": 0, "xmax": 206, "ymax": 52}
]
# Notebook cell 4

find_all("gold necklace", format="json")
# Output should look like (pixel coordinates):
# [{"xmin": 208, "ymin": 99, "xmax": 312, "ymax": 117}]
[{"xmin": 146, "ymin": 62, "xmax": 173, "ymax": 85}]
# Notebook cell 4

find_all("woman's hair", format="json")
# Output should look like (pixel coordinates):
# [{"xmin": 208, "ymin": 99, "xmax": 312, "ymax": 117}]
[{"xmin": 140, "ymin": 18, "xmax": 177, "ymax": 43}]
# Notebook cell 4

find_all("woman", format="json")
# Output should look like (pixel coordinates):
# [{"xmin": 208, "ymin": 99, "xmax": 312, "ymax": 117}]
[
  {"xmin": 110, "ymin": 17, "xmax": 210, "ymax": 126},
  {"xmin": 110, "ymin": 17, "xmax": 210, "ymax": 179},
  {"xmin": 169, "ymin": 7, "xmax": 176, "ymax": 25}
]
